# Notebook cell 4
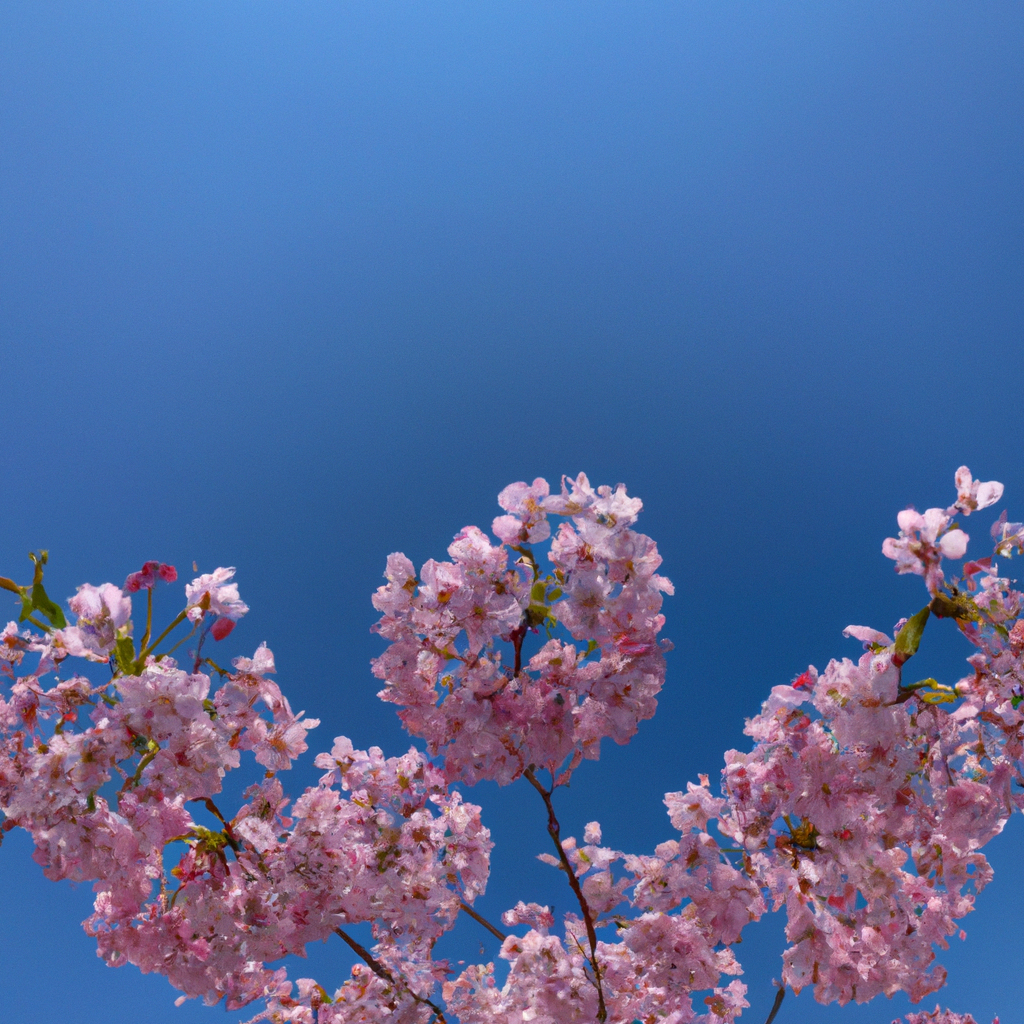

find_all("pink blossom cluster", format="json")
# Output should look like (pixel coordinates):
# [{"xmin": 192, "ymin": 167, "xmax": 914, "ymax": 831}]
[
  {"xmin": 0, "ymin": 468, "xmax": 1020, "ymax": 1024},
  {"xmin": 880, "ymin": 467, "xmax": 1005, "ymax": 594},
  {"xmin": 444, "ymin": 786, "xmax": 756, "ymax": 1024},
  {"xmin": 371, "ymin": 474, "xmax": 674, "ymax": 786},
  {"xmin": 901, "ymin": 1010, "xmax": 997, "ymax": 1024},
  {"xmin": 0, "ymin": 568, "xmax": 489, "ymax": 1018},
  {"xmin": 717, "ymin": 653, "xmax": 1004, "ymax": 1005}
]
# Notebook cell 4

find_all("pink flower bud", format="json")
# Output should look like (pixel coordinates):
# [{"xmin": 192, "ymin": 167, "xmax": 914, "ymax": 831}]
[{"xmin": 211, "ymin": 617, "xmax": 235, "ymax": 641}]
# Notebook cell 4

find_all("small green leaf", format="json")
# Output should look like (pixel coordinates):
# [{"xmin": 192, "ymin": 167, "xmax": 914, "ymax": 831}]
[
  {"xmin": 525, "ymin": 604, "xmax": 549, "ymax": 628},
  {"xmin": 894, "ymin": 606, "xmax": 930, "ymax": 665},
  {"xmin": 921, "ymin": 691, "xmax": 958, "ymax": 705},
  {"xmin": 114, "ymin": 636, "xmax": 137, "ymax": 674},
  {"xmin": 17, "ymin": 552, "xmax": 67, "ymax": 629},
  {"xmin": 29, "ymin": 581, "xmax": 66, "ymax": 628}
]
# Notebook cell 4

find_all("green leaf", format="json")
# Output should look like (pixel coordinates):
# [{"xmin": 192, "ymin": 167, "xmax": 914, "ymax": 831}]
[
  {"xmin": 525, "ymin": 603, "xmax": 549, "ymax": 628},
  {"xmin": 894, "ymin": 606, "xmax": 930, "ymax": 665},
  {"xmin": 929, "ymin": 591, "xmax": 978, "ymax": 621},
  {"xmin": 16, "ymin": 552, "xmax": 67, "ymax": 629},
  {"xmin": 921, "ymin": 690, "xmax": 958, "ymax": 705},
  {"xmin": 29, "ymin": 581, "xmax": 66, "ymax": 628},
  {"xmin": 114, "ymin": 636, "xmax": 137, "ymax": 675}
]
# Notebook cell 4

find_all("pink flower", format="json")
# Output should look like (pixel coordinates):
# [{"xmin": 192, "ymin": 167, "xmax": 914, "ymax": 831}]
[
  {"xmin": 883, "ymin": 506, "xmax": 962, "ymax": 593},
  {"xmin": 185, "ymin": 567, "xmax": 249, "ymax": 623},
  {"xmin": 952, "ymin": 466, "xmax": 1003, "ymax": 515},
  {"xmin": 232, "ymin": 643, "xmax": 276, "ymax": 677},
  {"xmin": 939, "ymin": 528, "xmax": 969, "ymax": 559},
  {"xmin": 60, "ymin": 583, "xmax": 133, "ymax": 661},
  {"xmin": 492, "ymin": 478, "xmax": 551, "ymax": 545},
  {"xmin": 0, "ymin": 621, "xmax": 30, "ymax": 665},
  {"xmin": 843, "ymin": 625, "xmax": 892, "ymax": 648}
]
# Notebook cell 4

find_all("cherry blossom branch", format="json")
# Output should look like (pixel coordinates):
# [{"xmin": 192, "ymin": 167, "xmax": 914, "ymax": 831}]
[
  {"xmin": 458, "ymin": 900, "xmax": 507, "ymax": 942},
  {"xmin": 763, "ymin": 984, "xmax": 785, "ymax": 1024},
  {"xmin": 2, "ymin": 468, "xmax": 1013, "ymax": 1024},
  {"xmin": 523, "ymin": 766, "xmax": 608, "ymax": 1023},
  {"xmin": 192, "ymin": 796, "xmax": 242, "ymax": 853},
  {"xmin": 333, "ymin": 927, "xmax": 448, "ymax": 1023},
  {"xmin": 508, "ymin": 622, "xmax": 527, "ymax": 677},
  {"xmin": 120, "ymin": 738, "xmax": 160, "ymax": 792}
]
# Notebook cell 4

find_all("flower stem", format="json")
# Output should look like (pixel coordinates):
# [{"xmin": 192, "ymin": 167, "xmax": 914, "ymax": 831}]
[
  {"xmin": 141, "ymin": 587, "xmax": 153, "ymax": 653},
  {"xmin": 140, "ymin": 608, "xmax": 189, "ymax": 661}
]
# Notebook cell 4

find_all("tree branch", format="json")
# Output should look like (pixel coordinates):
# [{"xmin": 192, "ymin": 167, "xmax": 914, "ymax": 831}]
[
  {"xmin": 334, "ymin": 927, "xmax": 447, "ymax": 1023},
  {"xmin": 764, "ymin": 983, "xmax": 785, "ymax": 1024},
  {"xmin": 459, "ymin": 900, "xmax": 507, "ymax": 942},
  {"xmin": 524, "ymin": 766, "xmax": 608, "ymax": 1022}
]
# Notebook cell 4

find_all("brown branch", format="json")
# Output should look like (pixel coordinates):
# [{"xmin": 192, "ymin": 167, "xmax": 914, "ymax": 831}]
[
  {"xmin": 509, "ymin": 622, "xmax": 527, "ymax": 677},
  {"xmin": 764, "ymin": 984, "xmax": 785, "ymax": 1024},
  {"xmin": 523, "ymin": 767, "xmax": 607, "ymax": 1022},
  {"xmin": 194, "ymin": 796, "xmax": 242, "ymax": 853},
  {"xmin": 459, "ymin": 900, "xmax": 507, "ymax": 942},
  {"xmin": 334, "ymin": 927, "xmax": 447, "ymax": 1023}
]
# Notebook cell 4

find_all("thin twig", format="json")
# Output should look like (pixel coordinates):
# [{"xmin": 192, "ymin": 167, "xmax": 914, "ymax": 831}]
[
  {"xmin": 510, "ymin": 622, "xmax": 527, "ymax": 677},
  {"xmin": 140, "ymin": 607, "xmax": 189, "ymax": 661},
  {"xmin": 764, "ymin": 984, "xmax": 785, "ymax": 1024},
  {"xmin": 459, "ymin": 900, "xmax": 507, "ymax": 941},
  {"xmin": 193, "ymin": 796, "xmax": 242, "ymax": 852},
  {"xmin": 334, "ymin": 927, "xmax": 447, "ymax": 1023},
  {"xmin": 523, "ymin": 767, "xmax": 608, "ymax": 1022}
]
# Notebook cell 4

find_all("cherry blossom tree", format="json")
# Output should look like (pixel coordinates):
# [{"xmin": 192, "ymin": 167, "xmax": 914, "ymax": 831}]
[{"xmin": 0, "ymin": 468, "xmax": 1017, "ymax": 1024}]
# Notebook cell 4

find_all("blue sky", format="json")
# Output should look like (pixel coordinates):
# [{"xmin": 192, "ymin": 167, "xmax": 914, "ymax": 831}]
[{"xmin": 1, "ymin": 4, "xmax": 1023, "ymax": 1022}]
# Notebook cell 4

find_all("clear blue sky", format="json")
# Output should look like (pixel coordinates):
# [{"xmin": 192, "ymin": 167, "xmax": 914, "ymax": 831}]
[{"xmin": 2, "ymin": 4, "xmax": 1023, "ymax": 1022}]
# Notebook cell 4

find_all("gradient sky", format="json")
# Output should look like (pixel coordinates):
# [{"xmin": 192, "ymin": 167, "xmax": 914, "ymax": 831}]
[{"xmin": 2, "ymin": 4, "xmax": 1023, "ymax": 1023}]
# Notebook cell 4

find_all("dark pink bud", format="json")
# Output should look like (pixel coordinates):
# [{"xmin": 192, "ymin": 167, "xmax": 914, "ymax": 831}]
[
  {"xmin": 159, "ymin": 564, "xmax": 178, "ymax": 583},
  {"xmin": 211, "ymin": 617, "xmax": 235, "ymax": 641}
]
